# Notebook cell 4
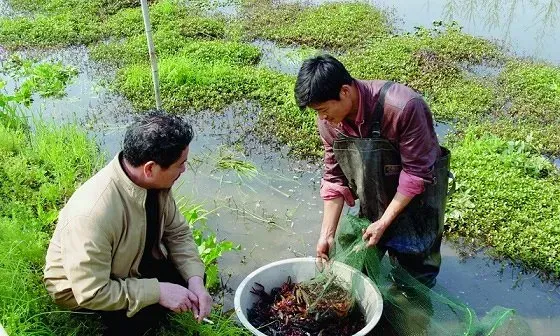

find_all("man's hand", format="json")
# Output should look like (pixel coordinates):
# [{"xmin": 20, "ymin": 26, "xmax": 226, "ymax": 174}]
[
  {"xmin": 362, "ymin": 219, "xmax": 390, "ymax": 247},
  {"xmin": 316, "ymin": 235, "xmax": 334, "ymax": 261},
  {"xmin": 362, "ymin": 192, "xmax": 412, "ymax": 247},
  {"xmin": 188, "ymin": 276, "xmax": 212, "ymax": 322},
  {"xmin": 159, "ymin": 282, "xmax": 198, "ymax": 313}
]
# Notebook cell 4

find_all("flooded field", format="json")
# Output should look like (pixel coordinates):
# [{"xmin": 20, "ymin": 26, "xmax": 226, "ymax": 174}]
[{"xmin": 2, "ymin": 0, "xmax": 560, "ymax": 334}]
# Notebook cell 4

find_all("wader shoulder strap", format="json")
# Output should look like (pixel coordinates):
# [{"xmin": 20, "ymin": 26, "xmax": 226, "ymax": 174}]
[{"xmin": 371, "ymin": 81, "xmax": 395, "ymax": 137}]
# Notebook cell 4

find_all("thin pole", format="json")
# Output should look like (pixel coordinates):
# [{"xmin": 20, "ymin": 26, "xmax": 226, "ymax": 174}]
[{"xmin": 140, "ymin": 0, "xmax": 162, "ymax": 109}]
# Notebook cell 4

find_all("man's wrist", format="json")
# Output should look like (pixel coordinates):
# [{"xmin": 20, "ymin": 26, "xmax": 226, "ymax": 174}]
[
  {"xmin": 188, "ymin": 276, "xmax": 204, "ymax": 288},
  {"xmin": 378, "ymin": 215, "xmax": 393, "ymax": 229}
]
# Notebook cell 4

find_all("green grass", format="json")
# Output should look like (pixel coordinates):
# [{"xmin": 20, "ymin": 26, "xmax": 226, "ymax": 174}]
[
  {"xmin": 465, "ymin": 119, "xmax": 560, "ymax": 158},
  {"xmin": 102, "ymin": 0, "xmax": 225, "ymax": 39},
  {"xmin": 0, "ymin": 13, "xmax": 104, "ymax": 47},
  {"xmin": 0, "ymin": 0, "xmax": 222, "ymax": 48},
  {"xmin": 6, "ymin": 0, "xmax": 103, "ymax": 14},
  {"xmin": 161, "ymin": 308, "xmax": 252, "ymax": 336},
  {"xmin": 498, "ymin": 60, "xmax": 560, "ymax": 122},
  {"xmin": 0, "ymin": 120, "xmax": 105, "ymax": 335},
  {"xmin": 91, "ymin": 30, "xmax": 259, "ymax": 67},
  {"xmin": 446, "ymin": 129, "xmax": 560, "ymax": 277},
  {"xmin": 241, "ymin": 0, "xmax": 391, "ymax": 50},
  {"xmin": 115, "ymin": 56, "xmax": 261, "ymax": 111}
]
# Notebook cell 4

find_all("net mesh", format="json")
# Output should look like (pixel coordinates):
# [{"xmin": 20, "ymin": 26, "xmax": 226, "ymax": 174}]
[{"xmin": 325, "ymin": 214, "xmax": 533, "ymax": 336}]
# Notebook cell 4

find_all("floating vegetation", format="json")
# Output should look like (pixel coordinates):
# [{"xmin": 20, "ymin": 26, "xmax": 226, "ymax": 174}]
[{"xmin": 214, "ymin": 147, "xmax": 258, "ymax": 179}]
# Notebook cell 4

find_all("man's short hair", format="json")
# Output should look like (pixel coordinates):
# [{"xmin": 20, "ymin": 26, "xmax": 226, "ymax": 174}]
[
  {"xmin": 123, "ymin": 110, "xmax": 194, "ymax": 168},
  {"xmin": 294, "ymin": 54, "xmax": 353, "ymax": 110}
]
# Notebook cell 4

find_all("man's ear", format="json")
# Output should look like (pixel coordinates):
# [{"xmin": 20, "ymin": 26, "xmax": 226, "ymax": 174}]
[
  {"xmin": 340, "ymin": 84, "xmax": 351, "ymax": 99},
  {"xmin": 143, "ymin": 161, "xmax": 156, "ymax": 178}
]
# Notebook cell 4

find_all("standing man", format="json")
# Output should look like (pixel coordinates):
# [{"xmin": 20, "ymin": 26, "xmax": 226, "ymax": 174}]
[
  {"xmin": 44, "ymin": 111, "xmax": 212, "ymax": 335},
  {"xmin": 295, "ymin": 55, "xmax": 450, "ymax": 287}
]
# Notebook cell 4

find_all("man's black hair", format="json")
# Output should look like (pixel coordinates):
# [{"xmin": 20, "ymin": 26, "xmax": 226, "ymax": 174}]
[
  {"xmin": 123, "ymin": 110, "xmax": 194, "ymax": 169},
  {"xmin": 294, "ymin": 54, "xmax": 353, "ymax": 110}
]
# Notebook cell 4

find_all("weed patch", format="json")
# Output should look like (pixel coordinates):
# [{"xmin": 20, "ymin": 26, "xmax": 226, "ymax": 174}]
[
  {"xmin": 103, "ymin": 0, "xmax": 225, "ymax": 39},
  {"xmin": 446, "ymin": 129, "xmax": 560, "ymax": 276},
  {"xmin": 92, "ymin": 30, "xmax": 258, "ymax": 67},
  {"xmin": 116, "ymin": 57, "xmax": 259, "ymax": 111},
  {"xmin": 0, "ymin": 120, "xmax": 104, "ymax": 335},
  {"xmin": 241, "ymin": 1, "xmax": 391, "ymax": 50},
  {"xmin": 0, "ymin": 13, "xmax": 103, "ymax": 48},
  {"xmin": 0, "ymin": 0, "xmax": 222, "ymax": 48}
]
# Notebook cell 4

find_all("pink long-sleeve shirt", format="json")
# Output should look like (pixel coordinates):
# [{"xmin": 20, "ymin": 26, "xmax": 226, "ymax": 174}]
[{"xmin": 318, "ymin": 80, "xmax": 441, "ymax": 206}]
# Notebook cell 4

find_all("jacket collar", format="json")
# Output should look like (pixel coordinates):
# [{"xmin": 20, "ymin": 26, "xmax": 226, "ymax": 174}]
[{"xmin": 111, "ymin": 152, "xmax": 147, "ymax": 206}]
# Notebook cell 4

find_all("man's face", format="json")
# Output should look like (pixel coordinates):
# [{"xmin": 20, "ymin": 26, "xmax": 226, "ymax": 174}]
[
  {"xmin": 150, "ymin": 146, "xmax": 189, "ymax": 189},
  {"xmin": 309, "ymin": 86, "xmax": 353, "ymax": 126}
]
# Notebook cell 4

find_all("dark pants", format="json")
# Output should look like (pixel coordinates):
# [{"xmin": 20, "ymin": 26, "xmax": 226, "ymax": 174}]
[
  {"xmin": 378, "ymin": 235, "xmax": 442, "ymax": 289},
  {"xmin": 99, "ymin": 261, "xmax": 187, "ymax": 336}
]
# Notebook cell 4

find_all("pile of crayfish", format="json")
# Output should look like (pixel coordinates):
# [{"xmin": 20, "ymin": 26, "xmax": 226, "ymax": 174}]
[{"xmin": 247, "ymin": 276, "xmax": 365, "ymax": 336}]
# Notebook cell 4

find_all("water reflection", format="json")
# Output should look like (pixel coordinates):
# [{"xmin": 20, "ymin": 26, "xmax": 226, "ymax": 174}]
[
  {"xmin": 441, "ymin": 0, "xmax": 559, "ymax": 49},
  {"xmin": 369, "ymin": 0, "xmax": 560, "ymax": 63},
  {"xmin": 0, "ymin": 0, "xmax": 15, "ymax": 18}
]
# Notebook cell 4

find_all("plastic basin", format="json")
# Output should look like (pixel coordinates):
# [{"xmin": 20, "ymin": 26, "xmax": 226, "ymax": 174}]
[{"xmin": 234, "ymin": 257, "xmax": 383, "ymax": 336}]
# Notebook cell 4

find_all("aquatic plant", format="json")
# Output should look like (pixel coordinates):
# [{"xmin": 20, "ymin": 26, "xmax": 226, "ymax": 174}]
[
  {"xmin": 240, "ymin": 0, "xmax": 392, "ymax": 50},
  {"xmin": 446, "ymin": 128, "xmax": 560, "ymax": 277}
]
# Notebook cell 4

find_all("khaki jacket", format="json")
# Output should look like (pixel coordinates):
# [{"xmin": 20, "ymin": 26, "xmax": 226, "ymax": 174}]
[{"xmin": 44, "ymin": 154, "xmax": 205, "ymax": 317}]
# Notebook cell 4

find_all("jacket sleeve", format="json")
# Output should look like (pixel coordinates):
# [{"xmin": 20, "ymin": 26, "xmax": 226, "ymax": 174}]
[
  {"xmin": 396, "ymin": 98, "xmax": 440, "ymax": 197},
  {"xmin": 61, "ymin": 215, "xmax": 160, "ymax": 317},
  {"xmin": 318, "ymin": 119, "xmax": 355, "ymax": 206},
  {"xmin": 162, "ymin": 195, "xmax": 205, "ymax": 281}
]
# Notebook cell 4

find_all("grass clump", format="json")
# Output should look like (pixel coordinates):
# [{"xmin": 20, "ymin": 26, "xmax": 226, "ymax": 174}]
[
  {"xmin": 115, "ymin": 54, "xmax": 261, "ymax": 111},
  {"xmin": 457, "ymin": 60, "xmax": 560, "ymax": 156},
  {"xmin": 446, "ymin": 129, "xmax": 560, "ymax": 277},
  {"xmin": 1, "ymin": 55, "xmax": 78, "ymax": 129},
  {"xmin": 467, "ymin": 119, "xmax": 560, "ymax": 157},
  {"xmin": 90, "ymin": 27, "xmax": 250, "ymax": 67},
  {"xmin": 497, "ymin": 60, "xmax": 560, "ymax": 124},
  {"xmin": 0, "ymin": 13, "xmax": 104, "ymax": 48},
  {"xmin": 90, "ymin": 28, "xmax": 190, "ymax": 67},
  {"xmin": 0, "ymin": 0, "xmax": 222, "ymax": 49},
  {"xmin": 241, "ymin": 1, "xmax": 391, "ymax": 50},
  {"xmin": 102, "ymin": 0, "xmax": 225, "ymax": 39},
  {"xmin": 498, "ymin": 60, "xmax": 560, "ymax": 121},
  {"xmin": 423, "ymin": 77, "xmax": 496, "ymax": 121},
  {"xmin": 6, "ymin": 0, "xmax": 103, "ymax": 15},
  {"xmin": 5, "ymin": 0, "xmax": 150, "ymax": 15},
  {"xmin": 0, "ymin": 120, "xmax": 105, "ymax": 335},
  {"xmin": 0, "ymin": 0, "xmax": 102, "ymax": 48},
  {"xmin": 162, "ymin": 308, "xmax": 252, "ymax": 335}
]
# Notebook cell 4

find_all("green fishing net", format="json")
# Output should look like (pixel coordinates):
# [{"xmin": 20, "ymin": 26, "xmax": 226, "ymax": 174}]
[{"xmin": 327, "ymin": 214, "xmax": 533, "ymax": 336}]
